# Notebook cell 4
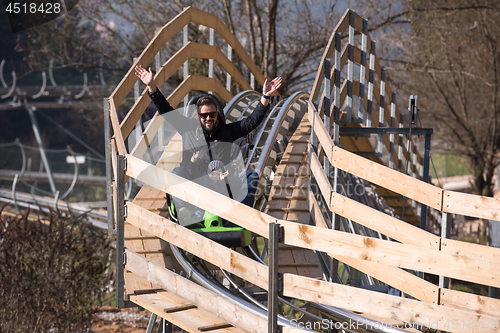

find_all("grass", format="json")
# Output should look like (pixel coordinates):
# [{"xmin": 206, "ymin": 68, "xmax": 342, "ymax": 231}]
[{"xmin": 430, "ymin": 151, "xmax": 473, "ymax": 180}]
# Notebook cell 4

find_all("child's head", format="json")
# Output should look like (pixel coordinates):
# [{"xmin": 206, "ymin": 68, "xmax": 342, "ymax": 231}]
[{"xmin": 207, "ymin": 160, "xmax": 226, "ymax": 182}]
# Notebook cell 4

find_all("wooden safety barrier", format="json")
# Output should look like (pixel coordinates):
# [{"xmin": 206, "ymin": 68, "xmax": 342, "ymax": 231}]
[
  {"xmin": 122, "ymin": 177, "xmax": 499, "ymax": 332},
  {"xmin": 309, "ymin": 103, "xmax": 500, "ymax": 222},
  {"xmin": 124, "ymin": 153, "xmax": 500, "ymax": 289}
]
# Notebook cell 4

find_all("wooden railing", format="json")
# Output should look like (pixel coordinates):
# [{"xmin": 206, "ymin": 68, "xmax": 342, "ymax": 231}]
[
  {"xmin": 309, "ymin": 10, "xmax": 423, "ymax": 177},
  {"xmin": 123, "ymin": 152, "xmax": 500, "ymax": 332}
]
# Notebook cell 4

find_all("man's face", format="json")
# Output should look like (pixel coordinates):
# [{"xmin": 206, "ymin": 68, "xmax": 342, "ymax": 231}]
[{"xmin": 198, "ymin": 104, "xmax": 219, "ymax": 132}]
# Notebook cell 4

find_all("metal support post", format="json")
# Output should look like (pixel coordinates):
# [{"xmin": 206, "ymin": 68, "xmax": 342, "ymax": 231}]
[
  {"xmin": 155, "ymin": 35, "xmax": 168, "ymax": 152},
  {"xmin": 115, "ymin": 155, "xmax": 129, "ymax": 308},
  {"xmin": 332, "ymin": 33, "xmax": 341, "ymax": 141},
  {"xmin": 104, "ymin": 98, "xmax": 115, "ymax": 235},
  {"xmin": 226, "ymin": 45, "xmax": 232, "ymax": 91},
  {"xmin": 25, "ymin": 102, "xmax": 58, "ymax": 195},
  {"xmin": 377, "ymin": 69, "xmax": 386, "ymax": 155},
  {"xmin": 357, "ymin": 19, "xmax": 368, "ymax": 123},
  {"xmin": 439, "ymin": 212, "xmax": 451, "ymax": 289},
  {"xmin": 208, "ymin": 28, "xmax": 214, "ymax": 94},
  {"xmin": 183, "ymin": 22, "xmax": 189, "ymax": 113},
  {"xmin": 268, "ymin": 222, "xmax": 283, "ymax": 333},
  {"xmin": 366, "ymin": 41, "xmax": 375, "ymax": 128},
  {"xmin": 420, "ymin": 133, "xmax": 431, "ymax": 231},
  {"xmin": 323, "ymin": 59, "xmax": 331, "ymax": 181},
  {"xmin": 345, "ymin": 10, "xmax": 354, "ymax": 122},
  {"xmin": 157, "ymin": 318, "xmax": 173, "ymax": 333},
  {"xmin": 398, "ymin": 113, "xmax": 404, "ymax": 172},
  {"xmin": 389, "ymin": 93, "xmax": 396, "ymax": 169},
  {"xmin": 146, "ymin": 313, "xmax": 157, "ymax": 333}
]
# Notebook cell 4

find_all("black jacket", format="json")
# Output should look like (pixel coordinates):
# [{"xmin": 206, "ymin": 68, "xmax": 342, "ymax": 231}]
[{"xmin": 148, "ymin": 89, "xmax": 269, "ymax": 178}]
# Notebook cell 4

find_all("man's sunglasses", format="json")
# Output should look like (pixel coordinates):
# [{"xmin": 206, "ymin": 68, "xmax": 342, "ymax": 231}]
[{"xmin": 198, "ymin": 111, "xmax": 217, "ymax": 119}]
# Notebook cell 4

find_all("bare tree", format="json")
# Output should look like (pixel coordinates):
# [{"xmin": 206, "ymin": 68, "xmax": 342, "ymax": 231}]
[{"xmin": 407, "ymin": 0, "xmax": 500, "ymax": 196}]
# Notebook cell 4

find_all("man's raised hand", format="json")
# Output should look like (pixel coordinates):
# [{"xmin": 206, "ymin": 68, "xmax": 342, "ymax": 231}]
[
  {"xmin": 134, "ymin": 65, "xmax": 157, "ymax": 92},
  {"xmin": 262, "ymin": 77, "xmax": 282, "ymax": 97}
]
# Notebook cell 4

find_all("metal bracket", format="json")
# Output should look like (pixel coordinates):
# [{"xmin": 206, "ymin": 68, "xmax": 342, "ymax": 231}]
[
  {"xmin": 278, "ymin": 273, "xmax": 284, "ymax": 294},
  {"xmin": 124, "ymin": 203, "xmax": 127, "ymax": 218},
  {"xmin": 278, "ymin": 225, "xmax": 285, "ymax": 243},
  {"xmin": 123, "ymin": 251, "xmax": 127, "ymax": 265}
]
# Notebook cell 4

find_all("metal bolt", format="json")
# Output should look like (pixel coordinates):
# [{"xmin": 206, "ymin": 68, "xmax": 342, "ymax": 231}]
[
  {"xmin": 446, "ymin": 204, "xmax": 449, "ymax": 207},
  {"xmin": 433, "ymin": 290, "xmax": 435, "ymax": 292},
  {"xmin": 444, "ymin": 243, "xmax": 447, "ymax": 246},
  {"xmin": 441, "ymin": 302, "xmax": 444, "ymax": 305},
  {"xmin": 442, "ymin": 292, "xmax": 445, "ymax": 295},
  {"xmin": 447, "ymin": 194, "xmax": 450, "ymax": 197},
  {"xmin": 432, "ymin": 300, "xmax": 435, "ymax": 303}
]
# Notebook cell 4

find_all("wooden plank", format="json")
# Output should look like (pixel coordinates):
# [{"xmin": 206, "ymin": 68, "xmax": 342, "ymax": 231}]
[
  {"xmin": 189, "ymin": 8, "xmax": 265, "ymax": 85},
  {"xmin": 109, "ymin": 102, "xmax": 127, "ymax": 155},
  {"xmin": 308, "ymin": 190, "xmax": 439, "ymax": 304},
  {"xmin": 131, "ymin": 293, "xmax": 245, "ymax": 333},
  {"xmin": 126, "ymin": 249, "xmax": 268, "ymax": 333},
  {"xmin": 440, "ymin": 288, "xmax": 500, "ymax": 319},
  {"xmin": 125, "ymin": 201, "xmax": 268, "ymax": 290},
  {"xmin": 308, "ymin": 103, "xmax": 334, "ymax": 161},
  {"xmin": 110, "ymin": 7, "xmax": 191, "ymax": 110},
  {"xmin": 164, "ymin": 304, "xmax": 197, "ymax": 313},
  {"xmin": 283, "ymin": 274, "xmax": 497, "ymax": 333},
  {"xmin": 443, "ymin": 190, "xmax": 500, "ymax": 221},
  {"xmin": 191, "ymin": 76, "xmax": 233, "ymax": 103},
  {"xmin": 440, "ymin": 238, "xmax": 500, "ymax": 263},
  {"xmin": 278, "ymin": 218, "xmax": 500, "ymax": 288},
  {"xmin": 310, "ymin": 9, "xmax": 350, "ymax": 102},
  {"xmin": 125, "ymin": 154, "xmax": 274, "ymax": 238},
  {"xmin": 309, "ymin": 149, "xmax": 440, "ymax": 249},
  {"xmin": 328, "ymin": 145, "xmax": 442, "ymax": 210}
]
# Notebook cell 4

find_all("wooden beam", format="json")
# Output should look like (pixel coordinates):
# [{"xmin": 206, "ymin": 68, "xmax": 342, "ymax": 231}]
[
  {"xmin": 327, "ymin": 136, "xmax": 441, "ymax": 210},
  {"xmin": 283, "ymin": 274, "xmax": 497, "ymax": 333},
  {"xmin": 189, "ymin": 8, "xmax": 265, "ymax": 85},
  {"xmin": 125, "ymin": 154, "xmax": 274, "ymax": 238},
  {"xmin": 440, "ymin": 238, "xmax": 500, "ymax": 263},
  {"xmin": 308, "ymin": 190, "xmax": 439, "ymax": 304},
  {"xmin": 309, "ymin": 149, "xmax": 440, "ymax": 249},
  {"xmin": 443, "ymin": 190, "xmax": 500, "ymax": 221},
  {"xmin": 125, "ymin": 153, "xmax": 500, "ymax": 288},
  {"xmin": 278, "ymin": 218, "xmax": 500, "ymax": 288},
  {"xmin": 125, "ymin": 201, "xmax": 268, "ymax": 289},
  {"xmin": 440, "ymin": 288, "xmax": 500, "ymax": 319},
  {"xmin": 110, "ymin": 7, "xmax": 191, "ymax": 111}
]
